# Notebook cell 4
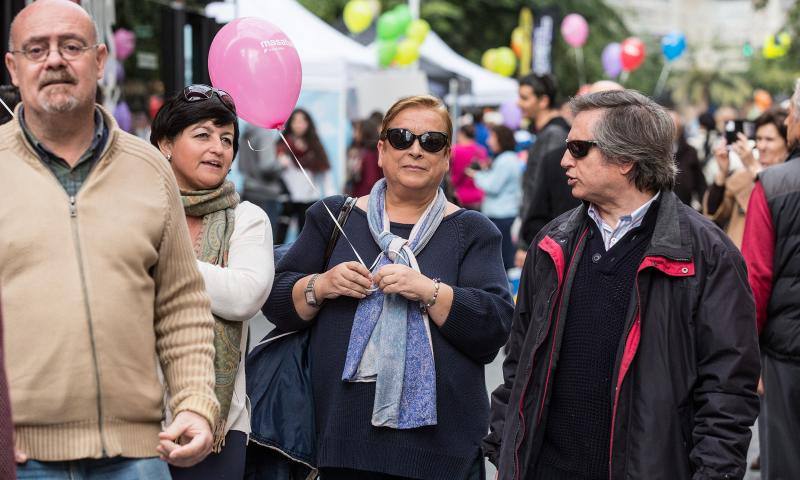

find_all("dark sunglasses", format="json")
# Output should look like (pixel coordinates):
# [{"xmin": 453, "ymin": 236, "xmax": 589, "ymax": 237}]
[
  {"xmin": 565, "ymin": 139, "xmax": 599, "ymax": 159},
  {"xmin": 381, "ymin": 128, "xmax": 449, "ymax": 153},
  {"xmin": 183, "ymin": 84, "xmax": 236, "ymax": 114}
]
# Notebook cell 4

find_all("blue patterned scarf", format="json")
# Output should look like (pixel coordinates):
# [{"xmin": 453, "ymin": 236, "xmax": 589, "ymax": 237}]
[{"xmin": 341, "ymin": 179, "xmax": 446, "ymax": 428}]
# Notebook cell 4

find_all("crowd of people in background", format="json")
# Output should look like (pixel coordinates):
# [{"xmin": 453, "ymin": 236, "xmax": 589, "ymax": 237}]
[{"xmin": 1, "ymin": 1, "xmax": 800, "ymax": 479}]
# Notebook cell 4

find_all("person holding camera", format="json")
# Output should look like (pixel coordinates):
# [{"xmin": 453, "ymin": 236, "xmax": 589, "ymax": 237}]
[{"xmin": 703, "ymin": 109, "xmax": 789, "ymax": 248}]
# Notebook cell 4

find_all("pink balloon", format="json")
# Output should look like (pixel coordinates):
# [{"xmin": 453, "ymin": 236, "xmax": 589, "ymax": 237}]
[
  {"xmin": 113, "ymin": 28, "xmax": 136, "ymax": 61},
  {"xmin": 208, "ymin": 18, "xmax": 302, "ymax": 130},
  {"xmin": 561, "ymin": 13, "xmax": 589, "ymax": 48}
]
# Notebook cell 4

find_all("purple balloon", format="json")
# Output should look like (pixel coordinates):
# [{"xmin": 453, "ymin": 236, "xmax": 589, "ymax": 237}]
[
  {"xmin": 601, "ymin": 42, "xmax": 622, "ymax": 78},
  {"xmin": 499, "ymin": 99, "xmax": 522, "ymax": 130},
  {"xmin": 114, "ymin": 101, "xmax": 133, "ymax": 132},
  {"xmin": 115, "ymin": 61, "xmax": 125, "ymax": 83}
]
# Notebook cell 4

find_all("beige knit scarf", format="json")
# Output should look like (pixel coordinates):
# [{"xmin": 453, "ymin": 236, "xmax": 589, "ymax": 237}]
[{"xmin": 181, "ymin": 180, "xmax": 241, "ymax": 452}]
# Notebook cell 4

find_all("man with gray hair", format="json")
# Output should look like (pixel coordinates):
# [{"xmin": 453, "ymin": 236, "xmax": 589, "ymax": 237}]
[
  {"xmin": 742, "ymin": 79, "xmax": 800, "ymax": 479},
  {"xmin": 2, "ymin": 1, "xmax": 218, "ymax": 478},
  {"xmin": 484, "ymin": 89, "xmax": 760, "ymax": 479}
]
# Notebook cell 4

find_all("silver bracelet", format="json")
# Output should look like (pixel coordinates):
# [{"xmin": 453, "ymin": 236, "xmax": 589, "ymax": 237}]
[{"xmin": 423, "ymin": 278, "xmax": 441, "ymax": 310}]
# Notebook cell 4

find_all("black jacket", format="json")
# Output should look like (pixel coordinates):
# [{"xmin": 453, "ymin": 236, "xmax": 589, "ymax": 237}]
[
  {"xmin": 518, "ymin": 144, "xmax": 580, "ymax": 248},
  {"xmin": 484, "ymin": 191, "xmax": 760, "ymax": 480},
  {"xmin": 519, "ymin": 117, "xmax": 570, "ymax": 250},
  {"xmin": 674, "ymin": 138, "xmax": 707, "ymax": 208},
  {"xmin": 758, "ymin": 154, "xmax": 800, "ymax": 361}
]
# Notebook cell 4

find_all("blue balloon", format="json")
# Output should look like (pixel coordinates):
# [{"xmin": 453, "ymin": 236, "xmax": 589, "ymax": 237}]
[{"xmin": 661, "ymin": 32, "xmax": 686, "ymax": 61}]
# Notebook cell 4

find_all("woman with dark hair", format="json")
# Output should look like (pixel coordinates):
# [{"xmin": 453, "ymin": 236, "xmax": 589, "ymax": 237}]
[
  {"xmin": 450, "ymin": 124, "xmax": 488, "ymax": 209},
  {"xmin": 704, "ymin": 108, "xmax": 789, "ymax": 248},
  {"xmin": 265, "ymin": 95, "xmax": 513, "ymax": 479},
  {"xmin": 347, "ymin": 117, "xmax": 384, "ymax": 197},
  {"xmin": 467, "ymin": 125, "xmax": 522, "ymax": 270},
  {"xmin": 150, "ymin": 85, "xmax": 274, "ymax": 479},
  {"xmin": 275, "ymin": 108, "xmax": 331, "ymax": 243}
]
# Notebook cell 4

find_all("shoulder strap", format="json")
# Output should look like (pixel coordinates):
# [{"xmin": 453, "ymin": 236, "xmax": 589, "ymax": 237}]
[{"xmin": 323, "ymin": 196, "xmax": 357, "ymax": 269}]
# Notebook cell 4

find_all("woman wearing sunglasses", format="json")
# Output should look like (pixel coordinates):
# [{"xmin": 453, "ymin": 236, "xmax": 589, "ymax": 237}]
[
  {"xmin": 150, "ymin": 85, "xmax": 274, "ymax": 479},
  {"xmin": 265, "ymin": 95, "xmax": 514, "ymax": 479}
]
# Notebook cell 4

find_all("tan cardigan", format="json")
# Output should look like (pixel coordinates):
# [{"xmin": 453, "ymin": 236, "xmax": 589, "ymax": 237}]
[
  {"xmin": 0, "ymin": 107, "xmax": 219, "ymax": 460},
  {"xmin": 702, "ymin": 169, "xmax": 756, "ymax": 249}
]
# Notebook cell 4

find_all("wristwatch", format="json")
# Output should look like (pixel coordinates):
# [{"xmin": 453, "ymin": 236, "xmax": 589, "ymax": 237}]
[{"xmin": 305, "ymin": 273, "xmax": 322, "ymax": 308}]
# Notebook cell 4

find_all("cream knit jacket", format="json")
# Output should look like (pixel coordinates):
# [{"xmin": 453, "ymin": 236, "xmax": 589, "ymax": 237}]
[{"xmin": 0, "ymin": 106, "xmax": 219, "ymax": 461}]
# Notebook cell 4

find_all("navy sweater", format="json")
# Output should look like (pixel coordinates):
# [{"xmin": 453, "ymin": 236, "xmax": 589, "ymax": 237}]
[{"xmin": 265, "ymin": 196, "xmax": 514, "ymax": 480}]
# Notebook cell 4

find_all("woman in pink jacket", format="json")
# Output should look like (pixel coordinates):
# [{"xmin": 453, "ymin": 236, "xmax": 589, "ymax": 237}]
[{"xmin": 450, "ymin": 125, "xmax": 487, "ymax": 209}]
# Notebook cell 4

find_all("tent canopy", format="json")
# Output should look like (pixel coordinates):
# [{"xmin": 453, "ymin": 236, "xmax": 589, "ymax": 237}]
[{"xmin": 419, "ymin": 32, "xmax": 518, "ymax": 106}]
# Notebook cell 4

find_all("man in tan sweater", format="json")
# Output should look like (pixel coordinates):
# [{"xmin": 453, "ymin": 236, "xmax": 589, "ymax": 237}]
[{"xmin": 1, "ymin": 1, "xmax": 219, "ymax": 477}]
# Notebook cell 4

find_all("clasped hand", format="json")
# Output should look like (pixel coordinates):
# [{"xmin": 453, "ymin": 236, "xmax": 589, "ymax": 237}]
[{"xmin": 318, "ymin": 261, "xmax": 433, "ymax": 302}]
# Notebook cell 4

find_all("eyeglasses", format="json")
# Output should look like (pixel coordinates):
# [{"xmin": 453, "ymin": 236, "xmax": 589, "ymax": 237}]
[
  {"xmin": 11, "ymin": 42, "xmax": 98, "ymax": 63},
  {"xmin": 381, "ymin": 128, "xmax": 449, "ymax": 153},
  {"xmin": 565, "ymin": 139, "xmax": 599, "ymax": 159},
  {"xmin": 183, "ymin": 84, "xmax": 237, "ymax": 114}
]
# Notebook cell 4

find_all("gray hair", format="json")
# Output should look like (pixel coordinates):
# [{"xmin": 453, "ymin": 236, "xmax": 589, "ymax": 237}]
[{"xmin": 569, "ymin": 89, "xmax": 677, "ymax": 193}]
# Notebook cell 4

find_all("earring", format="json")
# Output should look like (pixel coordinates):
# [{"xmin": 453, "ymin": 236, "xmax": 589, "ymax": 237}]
[{"xmin": 166, "ymin": 153, "xmax": 172, "ymax": 162}]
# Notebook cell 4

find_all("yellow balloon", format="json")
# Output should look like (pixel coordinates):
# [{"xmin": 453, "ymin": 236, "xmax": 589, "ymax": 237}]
[
  {"xmin": 763, "ymin": 32, "xmax": 792, "ymax": 59},
  {"xmin": 344, "ymin": 0, "xmax": 374, "ymax": 34},
  {"xmin": 493, "ymin": 47, "xmax": 517, "ymax": 76},
  {"xmin": 482, "ymin": 49, "xmax": 498, "ymax": 71},
  {"xmin": 406, "ymin": 19, "xmax": 431, "ymax": 44},
  {"xmin": 395, "ymin": 39, "xmax": 421, "ymax": 66},
  {"xmin": 511, "ymin": 26, "xmax": 526, "ymax": 57}
]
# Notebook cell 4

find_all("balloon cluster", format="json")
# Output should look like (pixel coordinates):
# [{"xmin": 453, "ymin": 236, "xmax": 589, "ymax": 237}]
[
  {"xmin": 601, "ymin": 37, "xmax": 647, "ymax": 77},
  {"xmin": 375, "ymin": 5, "xmax": 430, "ymax": 67},
  {"xmin": 763, "ymin": 32, "xmax": 791, "ymax": 59}
]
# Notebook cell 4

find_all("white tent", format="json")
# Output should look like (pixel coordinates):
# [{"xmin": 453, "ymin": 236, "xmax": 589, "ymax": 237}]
[{"xmin": 420, "ymin": 32, "xmax": 518, "ymax": 106}]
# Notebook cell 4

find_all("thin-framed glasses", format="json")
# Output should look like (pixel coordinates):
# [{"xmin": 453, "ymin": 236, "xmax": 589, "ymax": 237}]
[
  {"xmin": 183, "ymin": 84, "xmax": 237, "ymax": 114},
  {"xmin": 10, "ymin": 42, "xmax": 98, "ymax": 63},
  {"xmin": 565, "ymin": 139, "xmax": 599, "ymax": 159}
]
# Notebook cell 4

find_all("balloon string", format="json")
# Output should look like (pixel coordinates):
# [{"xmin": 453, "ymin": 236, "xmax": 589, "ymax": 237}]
[
  {"xmin": 0, "ymin": 98, "xmax": 15, "ymax": 118},
  {"xmin": 258, "ymin": 132, "xmax": 371, "ymax": 271}
]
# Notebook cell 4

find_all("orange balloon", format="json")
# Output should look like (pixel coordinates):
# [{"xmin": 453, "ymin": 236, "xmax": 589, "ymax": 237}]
[{"xmin": 754, "ymin": 89, "xmax": 772, "ymax": 111}]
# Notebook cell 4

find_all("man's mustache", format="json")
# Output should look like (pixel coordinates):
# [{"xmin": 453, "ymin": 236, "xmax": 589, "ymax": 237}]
[{"xmin": 39, "ymin": 71, "xmax": 77, "ymax": 88}]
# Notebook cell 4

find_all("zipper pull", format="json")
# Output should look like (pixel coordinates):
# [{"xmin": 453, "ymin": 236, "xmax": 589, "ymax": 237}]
[{"xmin": 69, "ymin": 196, "xmax": 77, "ymax": 217}]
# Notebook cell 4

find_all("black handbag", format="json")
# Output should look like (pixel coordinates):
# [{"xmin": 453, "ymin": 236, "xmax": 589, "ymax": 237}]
[{"xmin": 245, "ymin": 197, "xmax": 356, "ymax": 480}]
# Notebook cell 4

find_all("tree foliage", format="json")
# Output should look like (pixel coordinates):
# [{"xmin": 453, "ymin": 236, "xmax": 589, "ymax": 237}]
[
  {"xmin": 299, "ymin": 0, "xmax": 665, "ymax": 102},
  {"xmin": 744, "ymin": 0, "xmax": 800, "ymax": 100}
]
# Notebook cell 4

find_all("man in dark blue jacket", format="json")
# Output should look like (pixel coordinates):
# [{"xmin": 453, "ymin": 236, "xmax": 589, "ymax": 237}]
[{"xmin": 485, "ymin": 90, "xmax": 760, "ymax": 480}]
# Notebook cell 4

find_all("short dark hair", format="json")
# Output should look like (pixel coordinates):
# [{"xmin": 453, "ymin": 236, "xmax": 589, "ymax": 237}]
[
  {"xmin": 459, "ymin": 124, "xmax": 476, "ymax": 139},
  {"xmin": 569, "ymin": 89, "xmax": 676, "ymax": 193},
  {"xmin": 150, "ymin": 87, "xmax": 239, "ymax": 157},
  {"xmin": 519, "ymin": 73, "xmax": 559, "ymax": 109},
  {"xmin": 491, "ymin": 124, "xmax": 517, "ymax": 153},
  {"xmin": 754, "ymin": 108, "xmax": 788, "ymax": 144}
]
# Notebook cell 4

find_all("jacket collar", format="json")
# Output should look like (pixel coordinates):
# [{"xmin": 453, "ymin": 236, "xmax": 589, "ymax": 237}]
[{"xmin": 545, "ymin": 190, "xmax": 692, "ymax": 262}]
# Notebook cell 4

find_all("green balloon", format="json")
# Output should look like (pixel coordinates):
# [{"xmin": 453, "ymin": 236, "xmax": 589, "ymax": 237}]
[
  {"xmin": 377, "ymin": 12, "xmax": 404, "ymax": 40},
  {"xmin": 378, "ymin": 40, "xmax": 398, "ymax": 67},
  {"xmin": 393, "ymin": 4, "xmax": 413, "ymax": 32}
]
